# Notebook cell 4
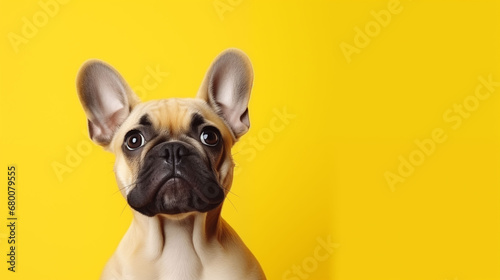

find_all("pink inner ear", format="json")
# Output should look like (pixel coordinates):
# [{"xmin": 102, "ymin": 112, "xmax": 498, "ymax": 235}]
[
  {"xmin": 219, "ymin": 105, "xmax": 249, "ymax": 137},
  {"xmin": 211, "ymin": 70, "xmax": 250, "ymax": 137},
  {"xmin": 88, "ymin": 103, "xmax": 129, "ymax": 145},
  {"xmin": 213, "ymin": 71, "xmax": 238, "ymax": 105},
  {"xmin": 100, "ymin": 87, "xmax": 127, "ymax": 116}
]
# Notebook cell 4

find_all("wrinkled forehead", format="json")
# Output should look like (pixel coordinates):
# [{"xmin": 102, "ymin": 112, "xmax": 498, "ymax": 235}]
[{"xmin": 124, "ymin": 98, "xmax": 232, "ymax": 138}]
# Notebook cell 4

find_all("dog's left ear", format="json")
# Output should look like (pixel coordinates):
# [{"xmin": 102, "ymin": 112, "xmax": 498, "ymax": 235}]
[{"xmin": 197, "ymin": 49, "xmax": 254, "ymax": 139}]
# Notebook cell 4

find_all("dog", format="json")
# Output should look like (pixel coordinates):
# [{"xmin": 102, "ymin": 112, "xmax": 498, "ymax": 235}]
[{"xmin": 76, "ymin": 49, "xmax": 266, "ymax": 280}]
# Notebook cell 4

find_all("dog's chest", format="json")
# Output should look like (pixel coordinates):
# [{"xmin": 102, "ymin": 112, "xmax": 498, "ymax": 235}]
[
  {"xmin": 122, "ymin": 253, "xmax": 246, "ymax": 280},
  {"xmin": 156, "ymin": 241, "xmax": 204, "ymax": 280}
]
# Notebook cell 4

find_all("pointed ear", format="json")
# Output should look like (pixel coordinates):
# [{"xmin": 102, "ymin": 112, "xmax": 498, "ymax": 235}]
[
  {"xmin": 197, "ymin": 49, "xmax": 254, "ymax": 139},
  {"xmin": 76, "ymin": 60, "xmax": 140, "ymax": 147}
]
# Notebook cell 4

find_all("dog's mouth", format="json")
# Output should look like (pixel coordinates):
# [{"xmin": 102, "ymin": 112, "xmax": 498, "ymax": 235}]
[
  {"xmin": 157, "ymin": 177, "xmax": 191, "ymax": 204},
  {"xmin": 127, "ymin": 172, "xmax": 224, "ymax": 216}
]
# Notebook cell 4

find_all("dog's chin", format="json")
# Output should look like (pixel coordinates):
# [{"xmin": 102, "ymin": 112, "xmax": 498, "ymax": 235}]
[{"xmin": 127, "ymin": 177, "xmax": 224, "ymax": 217}]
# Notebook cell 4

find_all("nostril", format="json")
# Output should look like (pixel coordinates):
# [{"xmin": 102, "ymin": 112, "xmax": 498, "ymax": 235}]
[
  {"xmin": 165, "ymin": 148, "xmax": 171, "ymax": 163},
  {"xmin": 176, "ymin": 149, "xmax": 182, "ymax": 161},
  {"xmin": 163, "ymin": 143, "xmax": 189, "ymax": 165}
]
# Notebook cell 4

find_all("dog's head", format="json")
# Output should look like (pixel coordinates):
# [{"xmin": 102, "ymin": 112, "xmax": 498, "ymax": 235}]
[{"xmin": 76, "ymin": 49, "xmax": 253, "ymax": 217}]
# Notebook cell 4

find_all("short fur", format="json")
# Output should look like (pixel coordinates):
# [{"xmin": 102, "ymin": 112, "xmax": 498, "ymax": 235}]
[{"xmin": 76, "ymin": 49, "xmax": 265, "ymax": 280}]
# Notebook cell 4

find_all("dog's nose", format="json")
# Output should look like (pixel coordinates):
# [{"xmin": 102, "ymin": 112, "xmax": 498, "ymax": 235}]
[{"xmin": 164, "ymin": 142, "xmax": 189, "ymax": 165}]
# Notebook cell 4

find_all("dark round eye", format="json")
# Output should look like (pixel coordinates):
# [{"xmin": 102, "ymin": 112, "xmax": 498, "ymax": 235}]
[
  {"xmin": 200, "ymin": 128, "xmax": 219, "ymax": 147},
  {"xmin": 125, "ymin": 131, "xmax": 145, "ymax": 151}
]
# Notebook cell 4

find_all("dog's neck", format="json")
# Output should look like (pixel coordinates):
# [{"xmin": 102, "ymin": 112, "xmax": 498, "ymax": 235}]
[
  {"xmin": 103, "ymin": 204, "xmax": 265, "ymax": 280},
  {"xmin": 119, "ymin": 207, "xmax": 227, "ymax": 278},
  {"xmin": 131, "ymin": 208, "xmax": 223, "ymax": 254}
]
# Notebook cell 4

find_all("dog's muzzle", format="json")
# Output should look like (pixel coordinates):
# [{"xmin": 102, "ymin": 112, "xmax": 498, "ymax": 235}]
[{"xmin": 127, "ymin": 141, "xmax": 225, "ymax": 216}]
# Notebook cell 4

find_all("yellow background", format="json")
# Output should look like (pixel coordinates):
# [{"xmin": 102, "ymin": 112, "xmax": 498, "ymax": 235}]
[{"xmin": 1, "ymin": 1, "xmax": 500, "ymax": 279}]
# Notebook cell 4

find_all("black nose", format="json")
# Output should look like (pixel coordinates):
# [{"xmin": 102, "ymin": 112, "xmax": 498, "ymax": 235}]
[{"xmin": 164, "ymin": 142, "xmax": 189, "ymax": 165}]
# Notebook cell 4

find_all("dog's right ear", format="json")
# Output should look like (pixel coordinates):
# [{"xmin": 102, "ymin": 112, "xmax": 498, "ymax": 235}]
[{"xmin": 76, "ymin": 60, "xmax": 140, "ymax": 147}]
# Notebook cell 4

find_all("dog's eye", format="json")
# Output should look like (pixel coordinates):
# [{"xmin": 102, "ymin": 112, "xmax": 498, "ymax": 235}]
[
  {"xmin": 200, "ymin": 128, "xmax": 219, "ymax": 147},
  {"xmin": 125, "ymin": 131, "xmax": 145, "ymax": 151}
]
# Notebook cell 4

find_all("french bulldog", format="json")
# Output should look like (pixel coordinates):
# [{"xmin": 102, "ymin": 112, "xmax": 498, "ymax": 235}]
[{"xmin": 76, "ymin": 49, "xmax": 266, "ymax": 280}]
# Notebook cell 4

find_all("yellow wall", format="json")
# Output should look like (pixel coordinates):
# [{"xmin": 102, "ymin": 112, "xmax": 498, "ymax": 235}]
[{"xmin": 0, "ymin": 1, "xmax": 499, "ymax": 279}]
